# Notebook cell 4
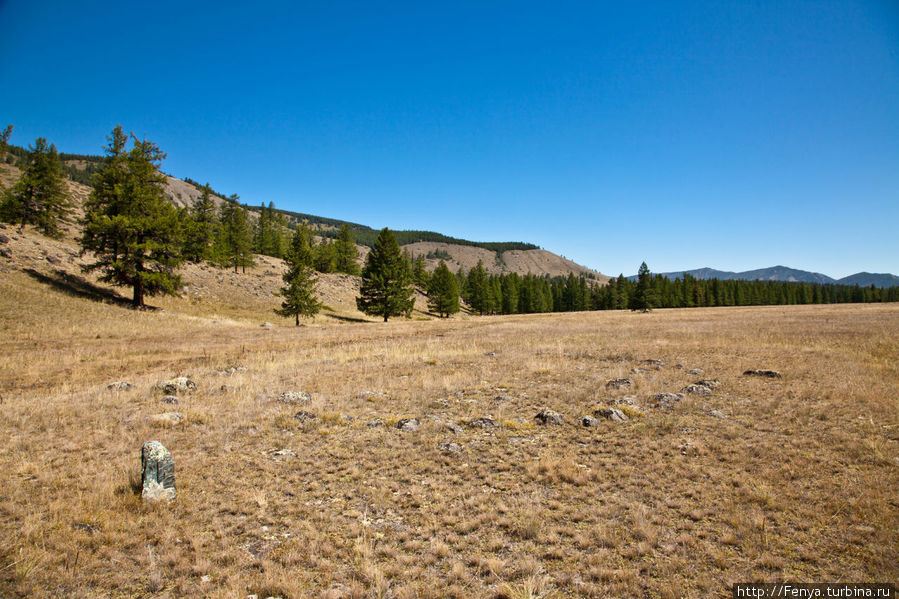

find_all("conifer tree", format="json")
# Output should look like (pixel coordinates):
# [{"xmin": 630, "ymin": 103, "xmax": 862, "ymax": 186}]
[
  {"xmin": 218, "ymin": 196, "xmax": 254, "ymax": 272},
  {"xmin": 412, "ymin": 253, "xmax": 429, "ymax": 288},
  {"xmin": 356, "ymin": 228, "xmax": 415, "ymax": 321},
  {"xmin": 1, "ymin": 137, "xmax": 70, "ymax": 237},
  {"xmin": 466, "ymin": 259, "xmax": 491, "ymax": 315},
  {"xmin": 275, "ymin": 226, "xmax": 321, "ymax": 325},
  {"xmin": 0, "ymin": 125, "xmax": 12, "ymax": 157},
  {"xmin": 80, "ymin": 126, "xmax": 184, "ymax": 308},
  {"xmin": 313, "ymin": 236, "xmax": 337, "ymax": 273},
  {"xmin": 631, "ymin": 261, "xmax": 657, "ymax": 312},
  {"xmin": 334, "ymin": 223, "xmax": 360, "ymax": 275},
  {"xmin": 183, "ymin": 183, "xmax": 217, "ymax": 262},
  {"xmin": 427, "ymin": 260, "xmax": 460, "ymax": 317}
]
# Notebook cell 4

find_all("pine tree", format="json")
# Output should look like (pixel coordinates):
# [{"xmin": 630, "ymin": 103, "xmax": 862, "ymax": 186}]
[
  {"xmin": 466, "ymin": 259, "xmax": 491, "ymax": 315},
  {"xmin": 275, "ymin": 226, "xmax": 321, "ymax": 325},
  {"xmin": 1, "ymin": 137, "xmax": 70, "ymax": 237},
  {"xmin": 631, "ymin": 261, "xmax": 657, "ymax": 312},
  {"xmin": 356, "ymin": 228, "xmax": 415, "ymax": 321},
  {"xmin": 427, "ymin": 260, "xmax": 460, "ymax": 317},
  {"xmin": 313, "ymin": 236, "xmax": 337, "ymax": 273},
  {"xmin": 0, "ymin": 125, "xmax": 12, "ymax": 156},
  {"xmin": 183, "ymin": 183, "xmax": 217, "ymax": 262},
  {"xmin": 333, "ymin": 223, "xmax": 360, "ymax": 275},
  {"xmin": 217, "ymin": 196, "xmax": 254, "ymax": 272},
  {"xmin": 80, "ymin": 126, "xmax": 184, "ymax": 308},
  {"xmin": 412, "ymin": 253, "xmax": 429, "ymax": 288}
]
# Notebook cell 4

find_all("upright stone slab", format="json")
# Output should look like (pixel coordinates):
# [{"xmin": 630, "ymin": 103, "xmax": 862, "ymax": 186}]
[{"xmin": 141, "ymin": 441, "xmax": 176, "ymax": 502}]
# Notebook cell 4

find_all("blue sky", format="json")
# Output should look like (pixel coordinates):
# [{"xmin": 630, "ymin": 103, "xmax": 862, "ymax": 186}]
[{"xmin": 1, "ymin": 0, "xmax": 897, "ymax": 278}]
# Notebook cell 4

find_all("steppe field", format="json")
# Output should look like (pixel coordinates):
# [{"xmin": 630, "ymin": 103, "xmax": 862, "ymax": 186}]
[{"xmin": 1, "ymin": 269, "xmax": 897, "ymax": 598}]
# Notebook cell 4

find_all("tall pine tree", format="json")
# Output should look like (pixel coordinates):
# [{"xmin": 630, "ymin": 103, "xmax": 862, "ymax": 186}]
[
  {"xmin": 630, "ymin": 261, "xmax": 657, "ymax": 312},
  {"xmin": 275, "ymin": 226, "xmax": 321, "ymax": 325},
  {"xmin": 427, "ymin": 260, "xmax": 460, "ymax": 317},
  {"xmin": 356, "ymin": 228, "xmax": 415, "ymax": 321},
  {"xmin": 333, "ymin": 223, "xmax": 360, "ymax": 275},
  {"xmin": 1, "ymin": 137, "xmax": 70, "ymax": 237},
  {"xmin": 80, "ymin": 126, "xmax": 184, "ymax": 308},
  {"xmin": 183, "ymin": 183, "xmax": 217, "ymax": 262},
  {"xmin": 217, "ymin": 196, "xmax": 254, "ymax": 273}
]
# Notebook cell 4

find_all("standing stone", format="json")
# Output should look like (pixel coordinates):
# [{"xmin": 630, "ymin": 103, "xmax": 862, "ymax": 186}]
[{"xmin": 141, "ymin": 441, "xmax": 175, "ymax": 502}]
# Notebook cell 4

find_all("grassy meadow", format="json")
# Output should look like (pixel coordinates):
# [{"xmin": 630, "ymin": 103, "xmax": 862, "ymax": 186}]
[{"xmin": 1, "ymin": 266, "xmax": 897, "ymax": 598}]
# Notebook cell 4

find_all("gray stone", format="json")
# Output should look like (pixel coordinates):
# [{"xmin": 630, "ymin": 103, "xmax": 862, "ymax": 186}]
[
  {"xmin": 0, "ymin": 234, "xmax": 8, "ymax": 244},
  {"xmin": 467, "ymin": 417, "xmax": 498, "ymax": 429},
  {"xmin": 396, "ymin": 418, "xmax": 420, "ymax": 432},
  {"xmin": 595, "ymin": 408, "xmax": 628, "ymax": 422},
  {"xmin": 445, "ymin": 422, "xmax": 464, "ymax": 435},
  {"xmin": 695, "ymin": 379, "xmax": 720, "ymax": 389},
  {"xmin": 278, "ymin": 391, "xmax": 311, "ymax": 404},
  {"xmin": 687, "ymin": 368, "xmax": 704, "ymax": 375},
  {"xmin": 141, "ymin": 441, "xmax": 175, "ymax": 502},
  {"xmin": 150, "ymin": 412, "xmax": 184, "ymax": 426},
  {"xmin": 743, "ymin": 369, "xmax": 782, "ymax": 378},
  {"xmin": 706, "ymin": 409, "xmax": 728, "ymax": 419},
  {"xmin": 158, "ymin": 377, "xmax": 196, "ymax": 394},
  {"xmin": 46, "ymin": 255, "xmax": 61, "ymax": 265},
  {"xmin": 492, "ymin": 394, "xmax": 512, "ymax": 403},
  {"xmin": 580, "ymin": 415, "xmax": 599, "ymax": 427},
  {"xmin": 610, "ymin": 395, "xmax": 640, "ymax": 407},
  {"xmin": 649, "ymin": 392, "xmax": 685, "ymax": 409},
  {"xmin": 641, "ymin": 359, "xmax": 665, "ymax": 368},
  {"xmin": 359, "ymin": 391, "xmax": 388, "ymax": 400},
  {"xmin": 270, "ymin": 448, "xmax": 297, "ymax": 458},
  {"xmin": 260, "ymin": 322, "xmax": 273, "ymax": 328},
  {"xmin": 438, "ymin": 442, "xmax": 463, "ymax": 455},
  {"xmin": 606, "ymin": 378, "xmax": 633, "ymax": 389},
  {"xmin": 107, "ymin": 381, "xmax": 133, "ymax": 391},
  {"xmin": 535, "ymin": 409, "xmax": 564, "ymax": 425},
  {"xmin": 160, "ymin": 395, "xmax": 180, "ymax": 405},
  {"xmin": 293, "ymin": 411, "xmax": 316, "ymax": 423},
  {"xmin": 366, "ymin": 418, "xmax": 384, "ymax": 428},
  {"xmin": 682, "ymin": 384, "xmax": 712, "ymax": 396}
]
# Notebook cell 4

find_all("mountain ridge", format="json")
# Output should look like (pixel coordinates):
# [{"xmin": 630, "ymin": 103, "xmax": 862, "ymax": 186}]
[{"xmin": 635, "ymin": 266, "xmax": 899, "ymax": 288}]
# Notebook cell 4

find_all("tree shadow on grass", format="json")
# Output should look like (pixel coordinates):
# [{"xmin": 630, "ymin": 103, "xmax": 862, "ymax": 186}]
[
  {"xmin": 23, "ymin": 268, "xmax": 156, "ymax": 310},
  {"xmin": 322, "ymin": 312, "xmax": 370, "ymax": 323}
]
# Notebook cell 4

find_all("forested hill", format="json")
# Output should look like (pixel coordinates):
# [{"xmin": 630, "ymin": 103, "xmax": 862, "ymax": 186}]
[{"xmin": 635, "ymin": 266, "xmax": 899, "ymax": 288}]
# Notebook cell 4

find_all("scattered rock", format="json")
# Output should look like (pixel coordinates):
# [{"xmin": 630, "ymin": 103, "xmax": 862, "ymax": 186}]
[
  {"xmin": 535, "ymin": 409, "xmax": 564, "ymax": 425},
  {"xmin": 150, "ymin": 412, "xmax": 185, "ymax": 426},
  {"xmin": 0, "ymin": 248, "xmax": 11, "ymax": 258},
  {"xmin": 467, "ymin": 417, "xmax": 498, "ymax": 429},
  {"xmin": 278, "ymin": 391, "xmax": 311, "ymax": 404},
  {"xmin": 359, "ymin": 391, "xmax": 388, "ymax": 400},
  {"xmin": 158, "ymin": 377, "xmax": 196, "ymax": 394},
  {"xmin": 492, "ymin": 394, "xmax": 512, "ymax": 403},
  {"xmin": 218, "ymin": 365, "xmax": 248, "ymax": 376},
  {"xmin": 270, "ymin": 449, "xmax": 297, "ymax": 459},
  {"xmin": 160, "ymin": 395, "xmax": 179, "ymax": 405},
  {"xmin": 687, "ymin": 368, "xmax": 704, "ymax": 375},
  {"xmin": 366, "ymin": 418, "xmax": 384, "ymax": 428},
  {"xmin": 445, "ymin": 422, "xmax": 464, "ymax": 435},
  {"xmin": 484, "ymin": 352, "xmax": 496, "ymax": 358},
  {"xmin": 580, "ymin": 415, "xmax": 599, "ymax": 427},
  {"xmin": 106, "ymin": 381, "xmax": 133, "ymax": 391},
  {"xmin": 0, "ymin": 234, "xmax": 8, "ymax": 244},
  {"xmin": 141, "ymin": 441, "xmax": 175, "ymax": 502},
  {"xmin": 609, "ymin": 395, "xmax": 640, "ymax": 407},
  {"xmin": 396, "ymin": 418, "xmax": 420, "ymax": 432},
  {"xmin": 73, "ymin": 522, "xmax": 99, "ymax": 534},
  {"xmin": 46, "ymin": 255, "xmax": 61, "ymax": 265},
  {"xmin": 743, "ymin": 369, "xmax": 782, "ymax": 378},
  {"xmin": 606, "ymin": 378, "xmax": 633, "ymax": 389},
  {"xmin": 595, "ymin": 408, "xmax": 628, "ymax": 422},
  {"xmin": 649, "ymin": 392, "xmax": 685, "ymax": 409},
  {"xmin": 682, "ymin": 384, "xmax": 712, "ymax": 396},
  {"xmin": 438, "ymin": 442, "xmax": 463, "ymax": 455},
  {"xmin": 260, "ymin": 322, "xmax": 273, "ymax": 328},
  {"xmin": 293, "ymin": 411, "xmax": 316, "ymax": 423},
  {"xmin": 641, "ymin": 359, "xmax": 665, "ymax": 368},
  {"xmin": 706, "ymin": 409, "xmax": 727, "ymax": 419},
  {"xmin": 695, "ymin": 379, "xmax": 720, "ymax": 389}
]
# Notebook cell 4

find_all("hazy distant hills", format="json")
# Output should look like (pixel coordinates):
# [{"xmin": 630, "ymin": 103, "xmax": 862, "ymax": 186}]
[{"xmin": 639, "ymin": 266, "xmax": 899, "ymax": 288}]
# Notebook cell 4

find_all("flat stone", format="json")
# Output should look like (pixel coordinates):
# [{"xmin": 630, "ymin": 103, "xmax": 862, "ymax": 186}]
[
  {"xmin": 260, "ymin": 322, "xmax": 273, "ymax": 328},
  {"xmin": 270, "ymin": 449, "xmax": 297, "ymax": 458},
  {"xmin": 492, "ymin": 394, "xmax": 512, "ymax": 403},
  {"xmin": 706, "ymin": 410, "xmax": 727, "ymax": 419},
  {"xmin": 687, "ymin": 368, "xmax": 704, "ymax": 375},
  {"xmin": 278, "ymin": 391, "xmax": 311, "ymax": 404},
  {"xmin": 695, "ymin": 379, "xmax": 720, "ymax": 389},
  {"xmin": 606, "ymin": 378, "xmax": 633, "ymax": 389},
  {"xmin": 445, "ymin": 422, "xmax": 464, "ymax": 435},
  {"xmin": 743, "ymin": 369, "xmax": 782, "ymax": 378}
]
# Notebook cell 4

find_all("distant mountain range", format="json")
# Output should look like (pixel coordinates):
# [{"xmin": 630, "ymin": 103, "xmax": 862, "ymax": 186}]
[{"xmin": 631, "ymin": 266, "xmax": 899, "ymax": 288}]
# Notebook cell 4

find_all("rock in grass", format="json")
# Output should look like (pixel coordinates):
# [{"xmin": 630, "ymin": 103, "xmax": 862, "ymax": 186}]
[
  {"xmin": 160, "ymin": 395, "xmax": 179, "ymax": 405},
  {"xmin": 141, "ymin": 441, "xmax": 175, "ymax": 502},
  {"xmin": 467, "ymin": 417, "xmax": 498, "ymax": 429},
  {"xmin": 649, "ymin": 392, "xmax": 685, "ymax": 409},
  {"xmin": 580, "ymin": 415, "xmax": 599, "ymax": 427},
  {"xmin": 366, "ymin": 418, "xmax": 384, "ymax": 428},
  {"xmin": 150, "ymin": 412, "xmax": 184, "ymax": 426},
  {"xmin": 681, "ymin": 384, "xmax": 713, "ymax": 396},
  {"xmin": 694, "ymin": 379, "xmax": 720, "ymax": 389},
  {"xmin": 743, "ymin": 369, "xmax": 782, "ymax": 378},
  {"xmin": 396, "ymin": 418, "xmax": 420, "ymax": 432},
  {"xmin": 595, "ymin": 408, "xmax": 628, "ymax": 422},
  {"xmin": 438, "ymin": 442, "xmax": 463, "ymax": 455},
  {"xmin": 445, "ymin": 422, "xmax": 464, "ymax": 435},
  {"xmin": 294, "ymin": 411, "xmax": 316, "ymax": 423},
  {"xmin": 158, "ymin": 377, "xmax": 196, "ymax": 394},
  {"xmin": 278, "ymin": 391, "xmax": 311, "ymax": 404},
  {"xmin": 606, "ymin": 378, "xmax": 633, "ymax": 389},
  {"xmin": 535, "ymin": 409, "xmax": 564, "ymax": 425},
  {"xmin": 107, "ymin": 381, "xmax": 133, "ymax": 391}
]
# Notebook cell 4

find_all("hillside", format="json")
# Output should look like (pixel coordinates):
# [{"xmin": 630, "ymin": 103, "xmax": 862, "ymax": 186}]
[{"xmin": 645, "ymin": 265, "xmax": 899, "ymax": 288}]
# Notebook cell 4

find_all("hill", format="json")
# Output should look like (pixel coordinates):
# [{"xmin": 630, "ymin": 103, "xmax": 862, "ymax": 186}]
[
  {"xmin": 643, "ymin": 265, "xmax": 899, "ymax": 288},
  {"xmin": 837, "ymin": 272, "xmax": 899, "ymax": 288}
]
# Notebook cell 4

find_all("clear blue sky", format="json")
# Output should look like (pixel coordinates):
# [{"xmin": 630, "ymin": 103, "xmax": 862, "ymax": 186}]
[{"xmin": 1, "ymin": 0, "xmax": 897, "ymax": 278}]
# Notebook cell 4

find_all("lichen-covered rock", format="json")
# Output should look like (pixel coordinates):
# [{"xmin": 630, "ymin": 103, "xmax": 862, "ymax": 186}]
[
  {"xmin": 107, "ymin": 381, "xmax": 133, "ymax": 391},
  {"xmin": 595, "ymin": 408, "xmax": 628, "ymax": 422},
  {"xmin": 535, "ymin": 409, "xmax": 564, "ymax": 425},
  {"xmin": 158, "ymin": 377, "xmax": 196, "ymax": 394},
  {"xmin": 278, "ymin": 391, "xmax": 311, "ymax": 404},
  {"xmin": 682, "ymin": 384, "xmax": 712, "ymax": 396},
  {"xmin": 467, "ymin": 417, "xmax": 498, "ymax": 429},
  {"xmin": 141, "ymin": 441, "xmax": 175, "ymax": 502},
  {"xmin": 606, "ymin": 378, "xmax": 633, "ymax": 389},
  {"xmin": 649, "ymin": 392, "xmax": 685, "ymax": 409},
  {"xmin": 743, "ymin": 369, "xmax": 782, "ymax": 378},
  {"xmin": 396, "ymin": 418, "xmax": 420, "ymax": 432}
]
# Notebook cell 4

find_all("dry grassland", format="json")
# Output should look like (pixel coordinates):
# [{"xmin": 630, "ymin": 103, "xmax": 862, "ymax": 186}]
[{"xmin": 1, "ymin": 267, "xmax": 897, "ymax": 598}]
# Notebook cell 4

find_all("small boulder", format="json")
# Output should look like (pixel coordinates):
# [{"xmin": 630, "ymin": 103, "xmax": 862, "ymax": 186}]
[
  {"xmin": 366, "ymin": 418, "xmax": 384, "ymax": 428},
  {"xmin": 595, "ymin": 408, "xmax": 628, "ymax": 422},
  {"xmin": 141, "ymin": 441, "xmax": 175, "ymax": 502},
  {"xmin": 649, "ymin": 392, "xmax": 685, "ymax": 409},
  {"xmin": 743, "ymin": 369, "xmax": 782, "ymax": 378},
  {"xmin": 535, "ymin": 409, "xmax": 564, "ymax": 425},
  {"xmin": 445, "ymin": 422, "xmax": 464, "ymax": 435},
  {"xmin": 158, "ymin": 377, "xmax": 196, "ymax": 394},
  {"xmin": 606, "ymin": 378, "xmax": 633, "ymax": 389},
  {"xmin": 107, "ymin": 381, "xmax": 133, "ymax": 391},
  {"xmin": 438, "ymin": 442, "xmax": 463, "ymax": 455},
  {"xmin": 706, "ymin": 409, "xmax": 727, "ymax": 419},
  {"xmin": 694, "ymin": 379, "xmax": 720, "ymax": 389},
  {"xmin": 293, "ymin": 411, "xmax": 316, "ymax": 423},
  {"xmin": 160, "ymin": 395, "xmax": 179, "ymax": 405},
  {"xmin": 150, "ymin": 412, "xmax": 185, "ymax": 426},
  {"xmin": 580, "ymin": 415, "xmax": 599, "ymax": 427},
  {"xmin": 467, "ymin": 417, "xmax": 498, "ymax": 429},
  {"xmin": 278, "ymin": 391, "xmax": 311, "ymax": 404},
  {"xmin": 270, "ymin": 449, "xmax": 297, "ymax": 459},
  {"xmin": 682, "ymin": 384, "xmax": 712, "ymax": 396},
  {"xmin": 396, "ymin": 418, "xmax": 420, "ymax": 432}
]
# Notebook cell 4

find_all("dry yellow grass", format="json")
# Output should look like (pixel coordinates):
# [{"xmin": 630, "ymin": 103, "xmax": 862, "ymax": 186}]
[{"xmin": 1, "ymin": 248, "xmax": 898, "ymax": 597}]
